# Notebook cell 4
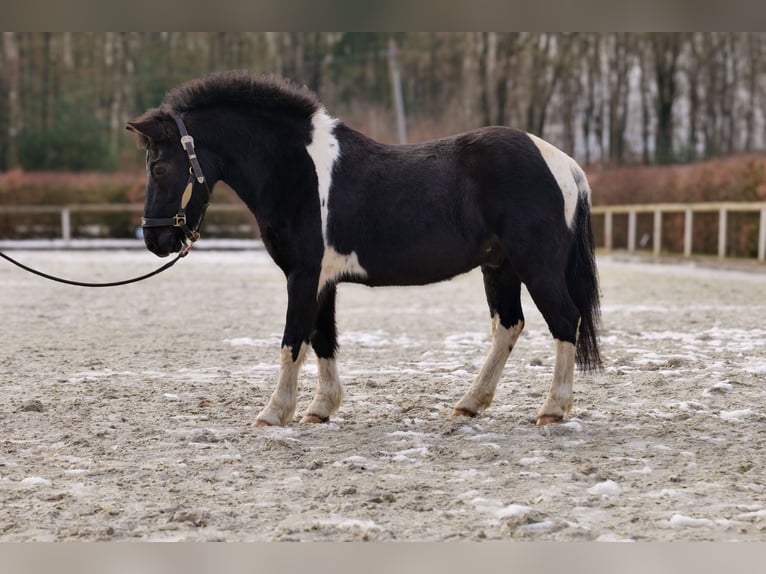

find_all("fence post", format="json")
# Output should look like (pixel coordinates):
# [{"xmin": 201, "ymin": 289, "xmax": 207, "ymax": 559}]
[
  {"xmin": 627, "ymin": 210, "xmax": 637, "ymax": 253},
  {"xmin": 684, "ymin": 208, "xmax": 693, "ymax": 257},
  {"xmin": 604, "ymin": 210, "xmax": 613, "ymax": 251},
  {"xmin": 653, "ymin": 209, "xmax": 662, "ymax": 256},
  {"xmin": 718, "ymin": 207, "xmax": 727, "ymax": 258},
  {"xmin": 759, "ymin": 207, "xmax": 766, "ymax": 263},
  {"xmin": 61, "ymin": 208, "xmax": 71, "ymax": 244}
]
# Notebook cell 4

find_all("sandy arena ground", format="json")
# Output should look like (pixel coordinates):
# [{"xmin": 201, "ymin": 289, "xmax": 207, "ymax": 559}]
[{"xmin": 1, "ymin": 249, "xmax": 765, "ymax": 541}]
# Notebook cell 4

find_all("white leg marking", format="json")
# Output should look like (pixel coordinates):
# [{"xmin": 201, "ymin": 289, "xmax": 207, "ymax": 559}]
[
  {"xmin": 301, "ymin": 357, "xmax": 343, "ymax": 423},
  {"xmin": 254, "ymin": 343, "xmax": 309, "ymax": 426},
  {"xmin": 526, "ymin": 132, "xmax": 589, "ymax": 229},
  {"xmin": 453, "ymin": 316, "xmax": 524, "ymax": 416},
  {"xmin": 536, "ymin": 339, "xmax": 576, "ymax": 424},
  {"xmin": 306, "ymin": 108, "xmax": 367, "ymax": 293}
]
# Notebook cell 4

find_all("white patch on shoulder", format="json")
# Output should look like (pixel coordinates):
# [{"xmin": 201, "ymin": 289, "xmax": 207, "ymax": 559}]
[
  {"xmin": 306, "ymin": 107, "xmax": 367, "ymax": 293},
  {"xmin": 306, "ymin": 108, "xmax": 340, "ymax": 244},
  {"xmin": 526, "ymin": 133, "xmax": 589, "ymax": 228}
]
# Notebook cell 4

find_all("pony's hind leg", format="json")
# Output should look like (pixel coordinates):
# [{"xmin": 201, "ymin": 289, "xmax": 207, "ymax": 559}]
[
  {"xmin": 302, "ymin": 284, "xmax": 343, "ymax": 423},
  {"xmin": 521, "ymin": 273, "xmax": 581, "ymax": 426},
  {"xmin": 453, "ymin": 263, "xmax": 524, "ymax": 417}
]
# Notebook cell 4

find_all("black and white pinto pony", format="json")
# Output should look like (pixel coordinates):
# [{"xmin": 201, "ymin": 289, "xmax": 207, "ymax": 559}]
[{"xmin": 127, "ymin": 71, "xmax": 601, "ymax": 427}]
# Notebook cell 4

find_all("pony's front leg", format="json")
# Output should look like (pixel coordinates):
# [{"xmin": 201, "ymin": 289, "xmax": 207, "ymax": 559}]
[
  {"xmin": 254, "ymin": 269, "xmax": 318, "ymax": 427},
  {"xmin": 302, "ymin": 284, "xmax": 343, "ymax": 423}
]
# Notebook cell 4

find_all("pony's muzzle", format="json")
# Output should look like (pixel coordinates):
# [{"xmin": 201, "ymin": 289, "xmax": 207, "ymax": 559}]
[{"xmin": 143, "ymin": 227, "xmax": 183, "ymax": 257}]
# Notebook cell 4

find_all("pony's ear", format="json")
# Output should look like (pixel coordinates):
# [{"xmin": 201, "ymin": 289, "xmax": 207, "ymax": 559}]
[
  {"xmin": 126, "ymin": 108, "xmax": 175, "ymax": 146},
  {"xmin": 125, "ymin": 118, "xmax": 163, "ymax": 143}
]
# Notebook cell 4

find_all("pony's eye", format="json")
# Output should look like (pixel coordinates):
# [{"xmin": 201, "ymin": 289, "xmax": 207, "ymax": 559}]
[{"xmin": 151, "ymin": 163, "xmax": 168, "ymax": 180}]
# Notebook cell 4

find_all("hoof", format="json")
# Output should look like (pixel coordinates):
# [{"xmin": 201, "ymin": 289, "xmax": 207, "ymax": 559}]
[
  {"xmin": 536, "ymin": 414, "xmax": 563, "ymax": 426},
  {"xmin": 252, "ymin": 419, "xmax": 273, "ymax": 428},
  {"xmin": 451, "ymin": 408, "xmax": 477, "ymax": 418},
  {"xmin": 300, "ymin": 414, "xmax": 329, "ymax": 424}
]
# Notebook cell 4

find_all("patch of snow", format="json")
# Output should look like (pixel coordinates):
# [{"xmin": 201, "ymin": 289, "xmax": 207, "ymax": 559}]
[
  {"xmin": 587, "ymin": 480, "xmax": 621, "ymax": 497},
  {"xmin": 596, "ymin": 533, "xmax": 635, "ymax": 542},
  {"xmin": 737, "ymin": 509, "xmax": 766, "ymax": 520},
  {"xmin": 471, "ymin": 497, "xmax": 534, "ymax": 519},
  {"xmin": 497, "ymin": 504, "xmax": 535, "ymax": 518},
  {"xmin": 387, "ymin": 431, "xmax": 428, "ymax": 438},
  {"xmin": 392, "ymin": 446, "xmax": 429, "ymax": 461},
  {"xmin": 226, "ymin": 336, "xmax": 280, "ymax": 347},
  {"xmin": 702, "ymin": 381, "xmax": 733, "ymax": 396},
  {"xmin": 719, "ymin": 409, "xmax": 755, "ymax": 421},
  {"xmin": 517, "ymin": 520, "xmax": 556, "ymax": 532},
  {"xmin": 647, "ymin": 489, "xmax": 685, "ymax": 499},
  {"xmin": 467, "ymin": 433, "xmax": 504, "ymax": 443},
  {"xmin": 715, "ymin": 518, "xmax": 746, "ymax": 528},
  {"xmin": 344, "ymin": 455, "xmax": 368, "ymax": 464},
  {"xmin": 518, "ymin": 456, "xmax": 547, "ymax": 466},
  {"xmin": 316, "ymin": 516, "xmax": 381, "ymax": 532},
  {"xmin": 558, "ymin": 420, "xmax": 583, "ymax": 432},
  {"xmin": 21, "ymin": 476, "xmax": 51, "ymax": 486},
  {"xmin": 283, "ymin": 476, "xmax": 303, "ymax": 486},
  {"xmin": 444, "ymin": 332, "xmax": 489, "ymax": 350},
  {"xmin": 669, "ymin": 514, "xmax": 713, "ymax": 528}
]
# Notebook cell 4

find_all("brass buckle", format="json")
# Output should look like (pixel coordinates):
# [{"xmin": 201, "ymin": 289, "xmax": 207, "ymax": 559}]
[{"xmin": 173, "ymin": 213, "xmax": 187, "ymax": 227}]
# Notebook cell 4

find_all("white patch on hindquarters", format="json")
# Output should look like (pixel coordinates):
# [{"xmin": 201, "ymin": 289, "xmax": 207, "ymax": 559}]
[
  {"xmin": 526, "ymin": 132, "xmax": 590, "ymax": 229},
  {"xmin": 305, "ymin": 108, "xmax": 367, "ymax": 292}
]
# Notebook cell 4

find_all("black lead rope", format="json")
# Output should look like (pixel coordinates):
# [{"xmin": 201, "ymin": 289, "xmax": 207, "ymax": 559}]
[
  {"xmin": 0, "ymin": 113, "xmax": 210, "ymax": 288},
  {"xmin": 0, "ymin": 249, "xmax": 185, "ymax": 288}
]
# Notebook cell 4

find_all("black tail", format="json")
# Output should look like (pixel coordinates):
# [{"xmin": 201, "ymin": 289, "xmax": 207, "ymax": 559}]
[{"xmin": 566, "ymin": 184, "xmax": 602, "ymax": 372}]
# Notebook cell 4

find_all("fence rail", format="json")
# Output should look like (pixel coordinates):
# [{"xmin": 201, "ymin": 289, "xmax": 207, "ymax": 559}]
[
  {"xmin": 1, "ymin": 202, "xmax": 765, "ymax": 262},
  {"xmin": 591, "ymin": 201, "xmax": 766, "ymax": 262},
  {"xmin": 0, "ymin": 203, "xmax": 253, "ymax": 243}
]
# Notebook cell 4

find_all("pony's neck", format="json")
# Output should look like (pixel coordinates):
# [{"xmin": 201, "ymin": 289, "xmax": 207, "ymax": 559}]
[{"xmin": 207, "ymin": 107, "xmax": 315, "ymax": 217}]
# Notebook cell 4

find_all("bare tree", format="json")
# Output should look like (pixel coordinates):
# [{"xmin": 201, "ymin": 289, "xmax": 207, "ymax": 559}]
[
  {"xmin": 606, "ymin": 33, "xmax": 633, "ymax": 164},
  {"xmin": 525, "ymin": 33, "xmax": 573, "ymax": 137},
  {"xmin": 743, "ymin": 33, "xmax": 762, "ymax": 152},
  {"xmin": 651, "ymin": 33, "xmax": 682, "ymax": 164},
  {"xmin": 580, "ymin": 33, "xmax": 603, "ymax": 165},
  {"xmin": 2, "ymin": 32, "xmax": 20, "ymax": 168}
]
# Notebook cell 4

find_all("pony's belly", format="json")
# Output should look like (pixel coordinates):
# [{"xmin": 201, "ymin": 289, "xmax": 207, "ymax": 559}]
[{"xmin": 357, "ymin": 247, "xmax": 483, "ymax": 287}]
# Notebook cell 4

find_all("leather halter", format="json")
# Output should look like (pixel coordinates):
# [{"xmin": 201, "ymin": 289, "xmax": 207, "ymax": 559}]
[{"xmin": 140, "ymin": 114, "xmax": 211, "ymax": 250}]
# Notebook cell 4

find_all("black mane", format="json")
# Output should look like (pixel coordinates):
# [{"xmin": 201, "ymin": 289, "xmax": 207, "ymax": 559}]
[{"xmin": 162, "ymin": 70, "xmax": 321, "ymax": 119}]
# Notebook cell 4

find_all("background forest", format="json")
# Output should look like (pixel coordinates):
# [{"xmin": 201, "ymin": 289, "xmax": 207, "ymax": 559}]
[
  {"xmin": 2, "ymin": 32, "xmax": 766, "ymax": 172},
  {"xmin": 1, "ymin": 32, "xmax": 765, "ymax": 252}
]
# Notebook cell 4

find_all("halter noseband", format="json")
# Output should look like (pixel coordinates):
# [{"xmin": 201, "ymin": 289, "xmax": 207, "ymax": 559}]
[{"xmin": 140, "ymin": 114, "xmax": 211, "ymax": 252}]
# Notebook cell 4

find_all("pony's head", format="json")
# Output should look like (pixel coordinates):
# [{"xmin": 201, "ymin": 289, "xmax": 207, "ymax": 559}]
[{"xmin": 126, "ymin": 110, "xmax": 212, "ymax": 257}]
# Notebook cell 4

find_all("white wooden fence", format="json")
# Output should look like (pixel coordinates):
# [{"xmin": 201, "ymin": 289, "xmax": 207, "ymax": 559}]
[
  {"xmin": 1, "ymin": 202, "xmax": 765, "ymax": 262},
  {"xmin": 592, "ymin": 201, "xmax": 766, "ymax": 263},
  {"xmin": 0, "ymin": 203, "xmax": 253, "ymax": 243}
]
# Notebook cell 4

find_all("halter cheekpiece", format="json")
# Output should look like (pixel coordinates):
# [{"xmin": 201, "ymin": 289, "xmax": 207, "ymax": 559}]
[{"xmin": 140, "ymin": 114, "xmax": 211, "ymax": 250}]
